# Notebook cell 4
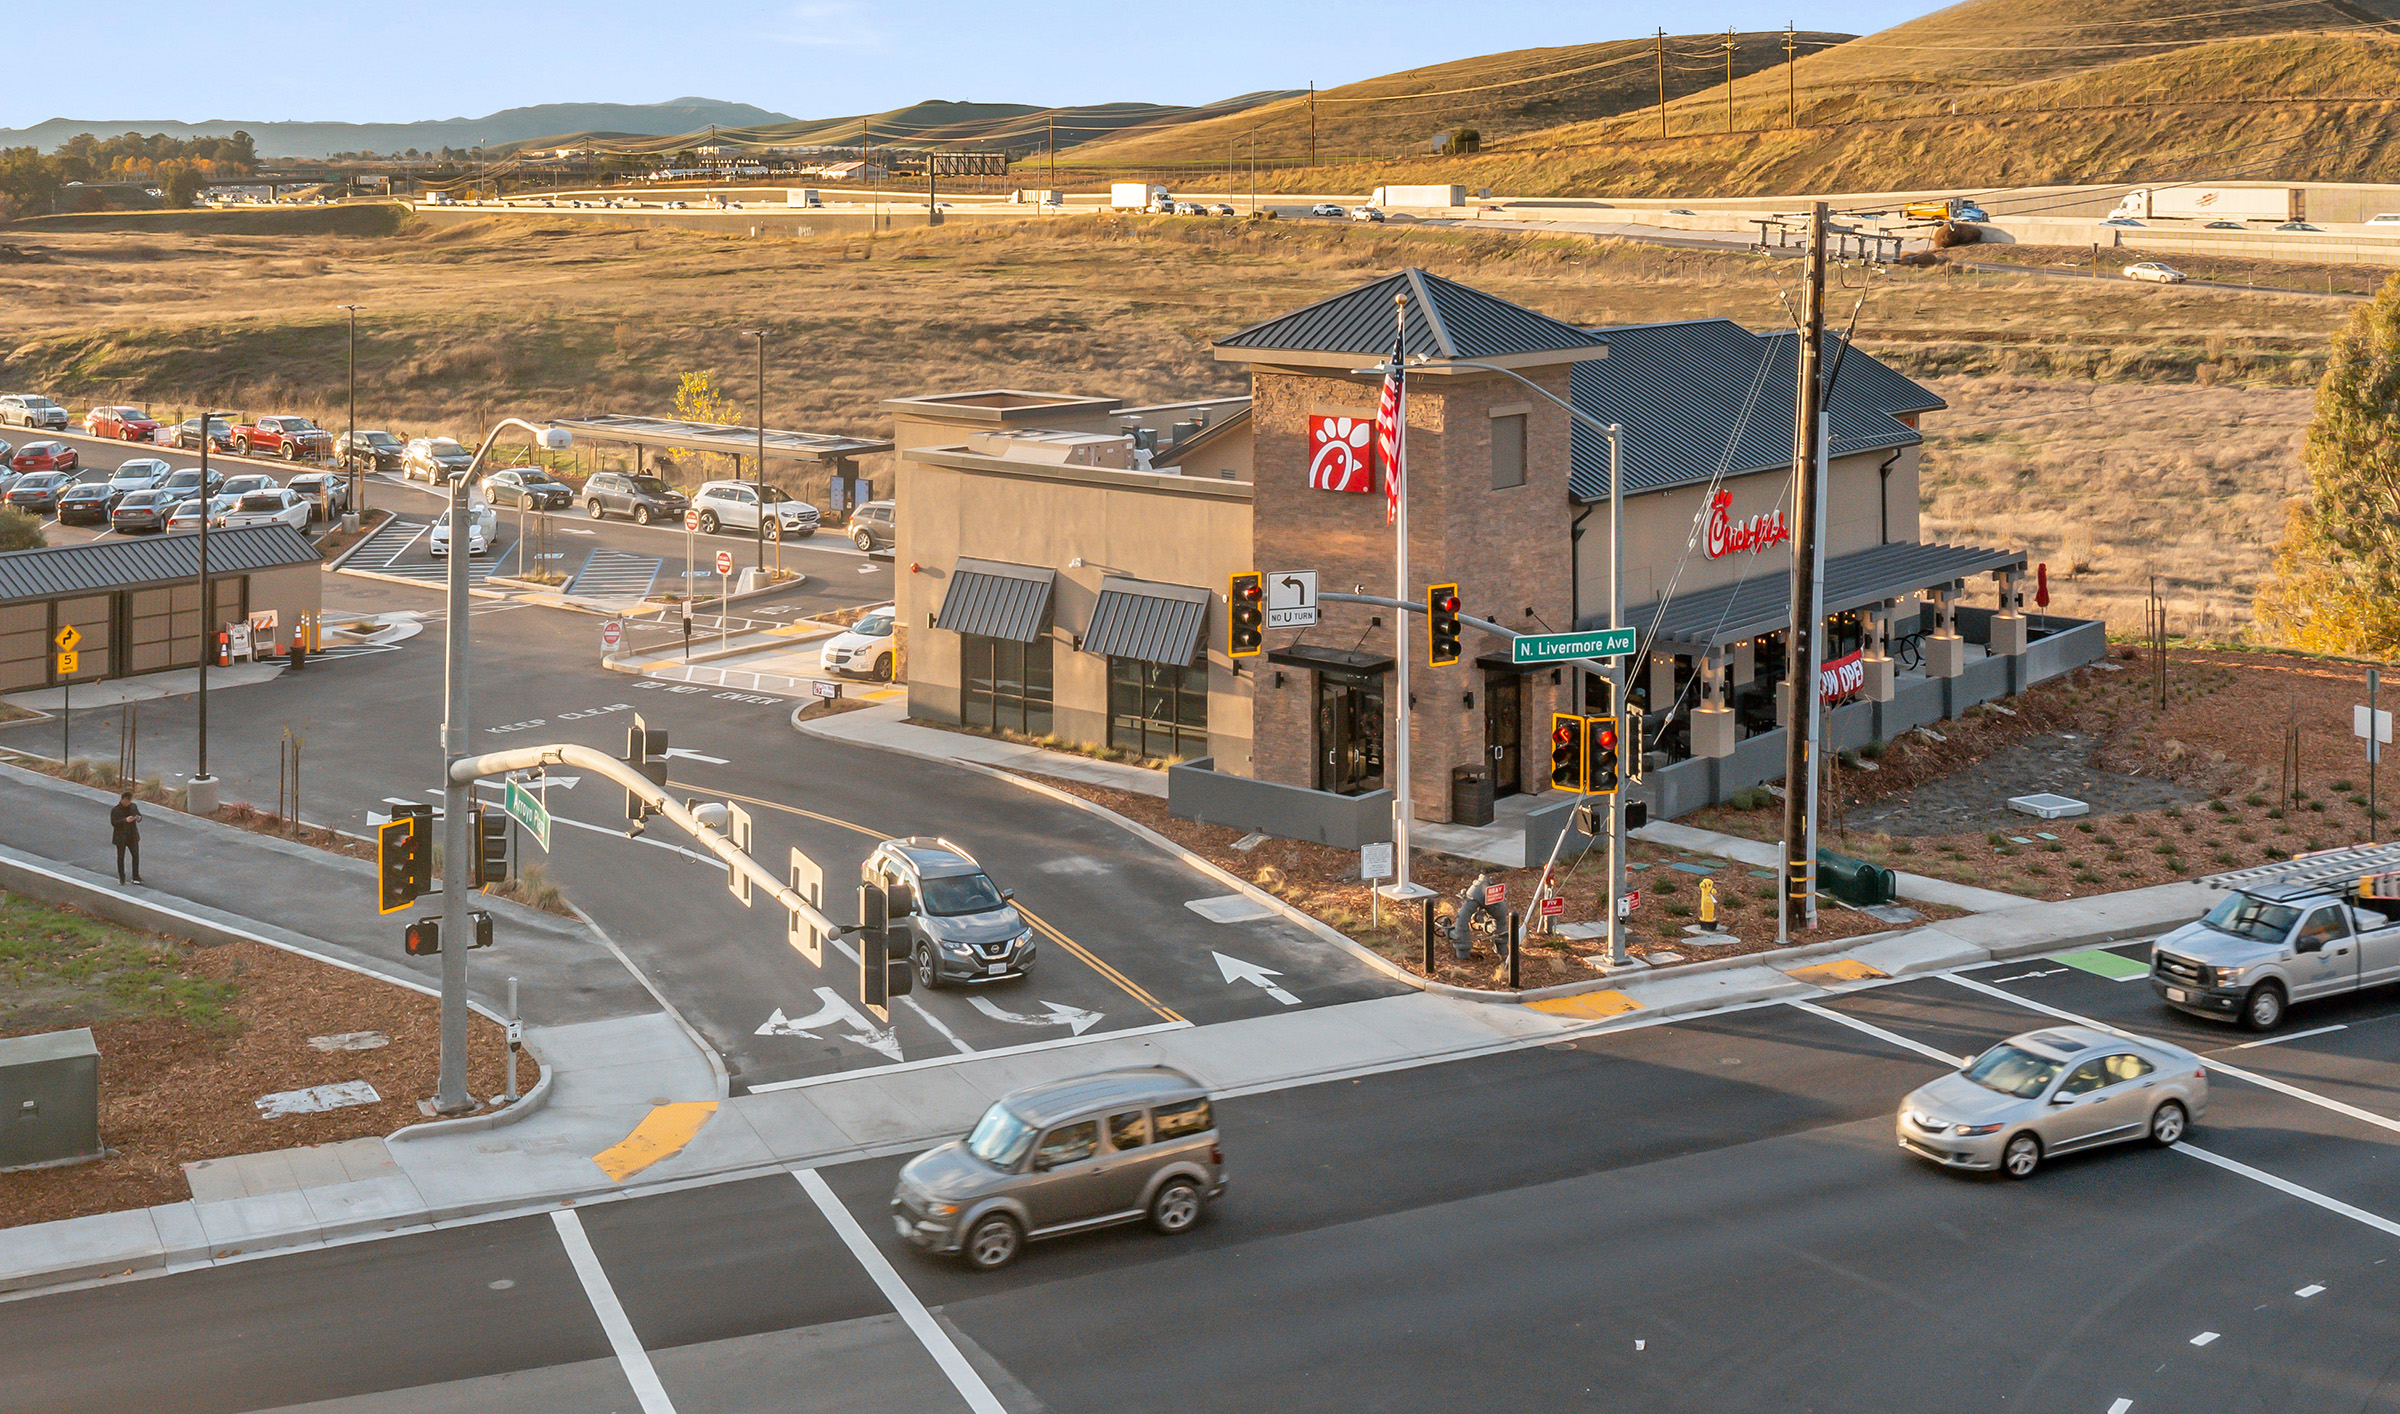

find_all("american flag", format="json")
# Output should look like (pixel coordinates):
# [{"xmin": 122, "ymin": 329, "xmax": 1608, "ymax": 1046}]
[{"xmin": 1373, "ymin": 333, "xmax": 1404, "ymax": 527}]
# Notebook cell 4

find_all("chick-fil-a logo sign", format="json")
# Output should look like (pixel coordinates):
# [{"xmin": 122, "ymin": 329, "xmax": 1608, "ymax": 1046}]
[
  {"xmin": 1705, "ymin": 489, "xmax": 1790, "ymax": 559},
  {"xmin": 1307, "ymin": 415, "xmax": 1375, "ymax": 494}
]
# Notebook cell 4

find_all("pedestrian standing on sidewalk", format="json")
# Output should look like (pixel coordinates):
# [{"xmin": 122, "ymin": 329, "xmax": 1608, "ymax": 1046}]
[{"xmin": 110, "ymin": 789, "xmax": 144, "ymax": 885}]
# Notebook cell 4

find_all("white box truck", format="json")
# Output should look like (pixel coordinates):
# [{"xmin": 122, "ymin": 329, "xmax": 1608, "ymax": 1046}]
[
  {"xmin": 1112, "ymin": 183, "xmax": 1169, "ymax": 211},
  {"xmin": 1371, "ymin": 184, "xmax": 1466, "ymax": 208},
  {"xmin": 2110, "ymin": 187, "xmax": 2303, "ymax": 223}
]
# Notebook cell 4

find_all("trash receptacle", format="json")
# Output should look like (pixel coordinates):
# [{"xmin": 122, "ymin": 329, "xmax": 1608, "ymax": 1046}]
[
  {"xmin": 1450, "ymin": 765, "xmax": 1494, "ymax": 827},
  {"xmin": 1815, "ymin": 848, "xmax": 1896, "ymax": 906}
]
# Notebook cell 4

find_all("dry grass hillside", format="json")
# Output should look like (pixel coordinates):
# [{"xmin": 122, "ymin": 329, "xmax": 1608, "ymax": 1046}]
[{"xmin": 0, "ymin": 208, "xmax": 2356, "ymax": 632}]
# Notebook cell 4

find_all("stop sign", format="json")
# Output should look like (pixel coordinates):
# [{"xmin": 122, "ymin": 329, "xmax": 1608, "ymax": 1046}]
[
  {"xmin": 716, "ymin": 549, "xmax": 735, "ymax": 576},
  {"xmin": 684, "ymin": 509, "xmax": 701, "ymax": 533}
]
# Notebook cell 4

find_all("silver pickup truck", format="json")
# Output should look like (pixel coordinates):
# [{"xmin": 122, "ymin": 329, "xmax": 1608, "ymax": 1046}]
[{"xmin": 2152, "ymin": 879, "xmax": 2400, "ymax": 1030}]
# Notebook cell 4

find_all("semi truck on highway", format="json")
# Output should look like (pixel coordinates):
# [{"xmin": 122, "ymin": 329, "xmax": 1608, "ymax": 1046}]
[
  {"xmin": 1112, "ymin": 183, "xmax": 1170, "ymax": 211},
  {"xmin": 2150, "ymin": 844, "xmax": 2400, "ymax": 1030},
  {"xmin": 2109, "ymin": 187, "xmax": 2304, "ymax": 223}
]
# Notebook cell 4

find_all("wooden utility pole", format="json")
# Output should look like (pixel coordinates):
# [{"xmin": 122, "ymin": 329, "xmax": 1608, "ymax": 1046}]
[
  {"xmin": 1726, "ymin": 28, "xmax": 1736, "ymax": 134},
  {"xmin": 1781, "ymin": 203, "xmax": 1828, "ymax": 938},
  {"xmin": 1786, "ymin": 23, "xmax": 1798, "ymax": 128},
  {"xmin": 1048, "ymin": 115, "xmax": 1055, "ymax": 189},
  {"xmin": 1309, "ymin": 81, "xmax": 1317, "ymax": 167},
  {"xmin": 1656, "ymin": 30, "xmax": 1668, "ymax": 139}
]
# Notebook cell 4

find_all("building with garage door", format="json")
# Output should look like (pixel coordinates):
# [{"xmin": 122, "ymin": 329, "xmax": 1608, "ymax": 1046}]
[{"xmin": 0, "ymin": 525, "xmax": 323, "ymax": 693}]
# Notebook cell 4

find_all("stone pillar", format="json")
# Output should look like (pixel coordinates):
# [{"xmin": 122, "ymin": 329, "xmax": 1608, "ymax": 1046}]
[
  {"xmin": 1926, "ymin": 585, "xmax": 1966, "ymax": 679},
  {"xmin": 1691, "ymin": 646, "xmax": 1735, "ymax": 759},
  {"xmin": 1990, "ymin": 569, "xmax": 2028, "ymax": 657},
  {"xmin": 1863, "ymin": 600, "xmax": 1897, "ymax": 701}
]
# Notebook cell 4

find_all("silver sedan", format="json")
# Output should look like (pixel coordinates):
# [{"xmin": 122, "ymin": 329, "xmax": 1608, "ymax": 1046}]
[{"xmin": 1897, "ymin": 1025, "xmax": 2207, "ymax": 1179}]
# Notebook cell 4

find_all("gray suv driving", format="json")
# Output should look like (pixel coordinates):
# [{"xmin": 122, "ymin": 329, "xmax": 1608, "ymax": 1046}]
[
  {"xmin": 865, "ymin": 837, "xmax": 1035, "ymax": 988},
  {"xmin": 893, "ymin": 1067, "xmax": 1225, "ymax": 1270}
]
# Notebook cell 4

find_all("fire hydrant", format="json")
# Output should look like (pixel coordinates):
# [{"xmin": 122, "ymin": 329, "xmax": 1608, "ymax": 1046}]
[{"xmin": 1699, "ymin": 876, "xmax": 1720, "ymax": 932}]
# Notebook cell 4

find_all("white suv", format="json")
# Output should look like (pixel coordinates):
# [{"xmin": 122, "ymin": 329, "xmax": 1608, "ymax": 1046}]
[
  {"xmin": 822, "ymin": 604, "xmax": 896, "ymax": 680},
  {"xmin": 0, "ymin": 394, "xmax": 68, "ymax": 430},
  {"xmin": 690, "ymin": 479, "xmax": 819, "ymax": 538}
]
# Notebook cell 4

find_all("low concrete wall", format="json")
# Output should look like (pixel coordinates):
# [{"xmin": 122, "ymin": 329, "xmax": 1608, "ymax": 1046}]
[{"xmin": 1167, "ymin": 757, "xmax": 1393, "ymax": 848}]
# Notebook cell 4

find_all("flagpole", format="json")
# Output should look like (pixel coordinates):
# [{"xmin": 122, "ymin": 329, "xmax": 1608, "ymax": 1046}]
[{"xmin": 1390, "ymin": 291, "xmax": 1415, "ymax": 898}]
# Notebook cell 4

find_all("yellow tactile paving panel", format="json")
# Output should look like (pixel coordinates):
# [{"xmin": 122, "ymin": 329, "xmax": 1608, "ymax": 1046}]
[
  {"xmin": 592, "ymin": 1101, "xmax": 718, "ymax": 1182},
  {"xmin": 1527, "ymin": 990, "xmax": 1643, "ymax": 1020},
  {"xmin": 1783, "ymin": 958, "xmax": 1889, "ymax": 986}
]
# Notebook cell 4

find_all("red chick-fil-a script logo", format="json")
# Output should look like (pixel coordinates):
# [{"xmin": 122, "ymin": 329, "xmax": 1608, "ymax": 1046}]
[
  {"xmin": 1307, "ymin": 415, "xmax": 1375, "ymax": 494},
  {"xmin": 1704, "ymin": 489, "xmax": 1790, "ymax": 559}
]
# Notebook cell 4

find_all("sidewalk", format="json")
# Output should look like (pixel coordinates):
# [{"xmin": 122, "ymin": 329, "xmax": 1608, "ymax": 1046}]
[
  {"xmin": 0, "ymin": 857, "xmax": 2218, "ymax": 1295},
  {"xmin": 1635, "ymin": 818, "xmax": 2033, "ymax": 913},
  {"xmin": 797, "ymin": 698, "xmax": 1169, "ymax": 799}
]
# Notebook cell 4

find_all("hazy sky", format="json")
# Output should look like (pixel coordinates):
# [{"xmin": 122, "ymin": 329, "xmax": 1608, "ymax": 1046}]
[{"xmin": 1, "ymin": 1, "xmax": 1956, "ymax": 129}]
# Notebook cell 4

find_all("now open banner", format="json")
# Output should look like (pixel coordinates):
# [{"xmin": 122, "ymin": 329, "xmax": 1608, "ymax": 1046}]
[{"xmin": 1821, "ymin": 648, "xmax": 1866, "ymax": 704}]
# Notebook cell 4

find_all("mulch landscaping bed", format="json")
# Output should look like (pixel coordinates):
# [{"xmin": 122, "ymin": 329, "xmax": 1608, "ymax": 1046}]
[
  {"xmin": 1012, "ymin": 774, "xmax": 1959, "ymax": 989},
  {"xmin": 0, "ymin": 892, "xmax": 534, "ymax": 1230},
  {"xmin": 1691, "ymin": 644, "xmax": 2389, "ymax": 901}
]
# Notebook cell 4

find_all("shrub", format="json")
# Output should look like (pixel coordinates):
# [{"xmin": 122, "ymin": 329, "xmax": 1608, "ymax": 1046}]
[
  {"xmin": 1889, "ymin": 839, "xmax": 1915, "ymax": 855},
  {"xmin": 2075, "ymin": 821, "xmax": 2096, "ymax": 833},
  {"xmin": 2164, "ymin": 806, "xmax": 2183, "ymax": 819},
  {"xmin": 2246, "ymin": 794, "xmax": 2267, "ymax": 807},
  {"xmin": 2334, "ymin": 779, "xmax": 2356, "ymax": 792},
  {"xmin": 2267, "ymin": 807, "xmax": 2285, "ymax": 819},
  {"xmin": 2207, "ymin": 799, "xmax": 2229, "ymax": 813},
  {"xmin": 2310, "ymin": 800, "xmax": 2326, "ymax": 813},
  {"xmin": 1859, "ymin": 738, "xmax": 1886, "ymax": 760}
]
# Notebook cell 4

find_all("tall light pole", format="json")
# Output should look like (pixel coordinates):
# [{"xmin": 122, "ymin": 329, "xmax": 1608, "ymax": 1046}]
[
  {"xmin": 188, "ymin": 410, "xmax": 228, "ymax": 815},
  {"xmin": 336, "ymin": 304, "xmax": 363, "ymax": 529},
  {"xmin": 431, "ymin": 415, "xmax": 572, "ymax": 1113},
  {"xmin": 744, "ymin": 328, "xmax": 769, "ymax": 575}
]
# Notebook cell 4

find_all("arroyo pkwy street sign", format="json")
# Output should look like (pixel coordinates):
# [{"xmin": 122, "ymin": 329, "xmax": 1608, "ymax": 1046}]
[
  {"xmin": 1509, "ymin": 627, "xmax": 1637, "ymax": 666},
  {"xmin": 503, "ymin": 778, "xmax": 552, "ymax": 853}
]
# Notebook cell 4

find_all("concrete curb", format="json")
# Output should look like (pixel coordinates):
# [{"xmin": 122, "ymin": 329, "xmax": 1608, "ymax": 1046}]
[
  {"xmin": 384, "ymin": 1047, "xmax": 555, "ymax": 1142},
  {"xmin": 318, "ymin": 510, "xmax": 399, "ymax": 572},
  {"xmin": 603, "ymin": 626, "xmax": 838, "ymax": 676},
  {"xmin": 333, "ymin": 564, "xmax": 517, "ymax": 600}
]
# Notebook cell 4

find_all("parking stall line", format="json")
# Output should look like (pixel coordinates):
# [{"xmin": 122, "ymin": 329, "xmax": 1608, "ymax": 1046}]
[
  {"xmin": 791, "ymin": 1168, "xmax": 1008, "ymax": 1414},
  {"xmin": 551, "ymin": 1208, "xmax": 679, "ymax": 1414},
  {"xmin": 1938, "ymin": 972, "xmax": 2400, "ymax": 1138}
]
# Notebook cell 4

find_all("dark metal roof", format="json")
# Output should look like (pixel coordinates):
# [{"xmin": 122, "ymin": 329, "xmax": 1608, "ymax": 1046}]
[
  {"xmin": 553, "ymin": 414, "xmax": 891, "ymax": 463},
  {"xmin": 935, "ymin": 558, "xmax": 1054, "ymax": 643},
  {"xmin": 1216, "ymin": 268, "xmax": 1608, "ymax": 362},
  {"xmin": 1080, "ymin": 577, "xmax": 1209, "ymax": 666},
  {"xmin": 0, "ymin": 524, "xmax": 320, "ymax": 606},
  {"xmin": 1568, "ymin": 321, "xmax": 1946, "ymax": 501},
  {"xmin": 1616, "ymin": 540, "xmax": 2026, "ymax": 650},
  {"xmin": 1268, "ymin": 643, "xmax": 1396, "ymax": 676}
]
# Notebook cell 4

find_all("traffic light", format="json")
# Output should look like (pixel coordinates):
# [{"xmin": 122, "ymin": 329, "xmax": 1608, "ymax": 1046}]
[
  {"xmin": 404, "ymin": 916, "xmax": 439, "ymax": 956},
  {"xmin": 1591, "ymin": 715, "xmax": 1622, "ymax": 795},
  {"xmin": 474, "ymin": 807, "xmax": 509, "ymax": 885},
  {"xmin": 1426, "ymin": 583, "xmax": 1461, "ymax": 667},
  {"xmin": 1227, "ymin": 573, "xmax": 1264, "ymax": 657},
  {"xmin": 856, "ymin": 877, "xmax": 914, "ymax": 1021},
  {"xmin": 469, "ymin": 908, "xmax": 495, "ymax": 950},
  {"xmin": 624, "ymin": 714, "xmax": 669, "ymax": 823},
  {"xmin": 1549, "ymin": 713, "xmax": 1587, "ymax": 791},
  {"xmin": 377, "ymin": 803, "xmax": 432, "ymax": 914},
  {"xmin": 788, "ymin": 847, "xmax": 823, "ymax": 968}
]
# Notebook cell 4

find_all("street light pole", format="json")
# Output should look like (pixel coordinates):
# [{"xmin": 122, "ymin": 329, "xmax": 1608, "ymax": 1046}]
[
  {"xmin": 337, "ymin": 304, "xmax": 362, "ymax": 529},
  {"xmin": 745, "ymin": 328, "xmax": 768, "ymax": 575},
  {"xmin": 189, "ymin": 409, "xmax": 227, "ymax": 814},
  {"xmin": 432, "ymin": 414, "xmax": 572, "ymax": 1114}
]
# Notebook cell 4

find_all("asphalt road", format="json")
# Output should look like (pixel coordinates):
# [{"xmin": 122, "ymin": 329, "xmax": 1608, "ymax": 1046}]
[
  {"xmin": 9, "ymin": 951, "xmax": 2397, "ymax": 1413},
  {"xmin": 2, "ymin": 555, "xmax": 1405, "ymax": 1088}
]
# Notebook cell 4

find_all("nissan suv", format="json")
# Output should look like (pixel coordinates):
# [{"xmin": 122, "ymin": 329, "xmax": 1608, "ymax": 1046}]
[
  {"xmin": 864, "ymin": 837, "xmax": 1034, "ymax": 989},
  {"xmin": 583, "ymin": 471, "xmax": 687, "ymax": 525},
  {"xmin": 691, "ymin": 479, "xmax": 818, "ymax": 538}
]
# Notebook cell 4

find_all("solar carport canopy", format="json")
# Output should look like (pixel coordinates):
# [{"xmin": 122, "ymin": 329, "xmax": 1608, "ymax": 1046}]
[{"xmin": 549, "ymin": 415, "xmax": 890, "ymax": 463}]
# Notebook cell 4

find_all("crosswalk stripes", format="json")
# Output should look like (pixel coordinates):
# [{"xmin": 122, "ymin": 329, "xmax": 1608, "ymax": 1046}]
[
  {"xmin": 369, "ymin": 548, "xmax": 511, "ymax": 586},
  {"xmin": 569, "ymin": 548, "xmax": 664, "ymax": 600},
  {"xmin": 349, "ymin": 516, "xmax": 426, "ymax": 568}
]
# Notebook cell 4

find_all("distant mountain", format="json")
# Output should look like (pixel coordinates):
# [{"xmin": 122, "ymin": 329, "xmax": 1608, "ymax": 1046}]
[
  {"xmin": 513, "ymin": 94, "xmax": 1301, "ymax": 158},
  {"xmin": 0, "ymin": 98, "xmax": 796, "ymax": 159}
]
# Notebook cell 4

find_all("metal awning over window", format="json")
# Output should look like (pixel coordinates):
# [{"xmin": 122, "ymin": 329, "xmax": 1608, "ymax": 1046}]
[
  {"xmin": 1621, "ymin": 540, "xmax": 2026, "ymax": 652},
  {"xmin": 935, "ymin": 558, "xmax": 1054, "ymax": 643},
  {"xmin": 1268, "ymin": 643, "xmax": 1396, "ymax": 676},
  {"xmin": 1081, "ymin": 577, "xmax": 1210, "ymax": 666}
]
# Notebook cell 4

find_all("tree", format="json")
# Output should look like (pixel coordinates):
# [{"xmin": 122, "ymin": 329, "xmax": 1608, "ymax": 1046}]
[
  {"xmin": 0, "ymin": 146, "xmax": 61, "ymax": 216},
  {"xmin": 0, "ymin": 507, "xmax": 46, "ymax": 552},
  {"xmin": 672, "ymin": 371, "xmax": 744, "ymax": 476},
  {"xmin": 2256, "ymin": 271, "xmax": 2400, "ymax": 655},
  {"xmin": 158, "ymin": 161, "xmax": 204, "ymax": 208}
]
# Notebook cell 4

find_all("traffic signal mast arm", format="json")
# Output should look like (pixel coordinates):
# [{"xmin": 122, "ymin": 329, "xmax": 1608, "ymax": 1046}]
[
  {"xmin": 446, "ymin": 742, "xmax": 843, "ymax": 940},
  {"xmin": 1318, "ymin": 591, "xmax": 1628, "ymax": 681}
]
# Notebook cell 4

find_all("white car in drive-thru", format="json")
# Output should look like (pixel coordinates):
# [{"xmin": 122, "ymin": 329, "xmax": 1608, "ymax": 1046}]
[
  {"xmin": 822, "ymin": 604, "xmax": 897, "ymax": 680},
  {"xmin": 429, "ymin": 499, "xmax": 497, "ymax": 556}
]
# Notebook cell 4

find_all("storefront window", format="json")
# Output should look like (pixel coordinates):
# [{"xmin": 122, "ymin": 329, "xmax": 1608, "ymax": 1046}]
[
  {"xmin": 962, "ymin": 634, "xmax": 1053, "ymax": 735},
  {"xmin": 1108, "ymin": 658, "xmax": 1208, "ymax": 760}
]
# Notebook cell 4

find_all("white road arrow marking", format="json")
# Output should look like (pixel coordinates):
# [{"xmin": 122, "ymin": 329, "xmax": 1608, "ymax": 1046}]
[
  {"xmin": 1989, "ymin": 967, "xmax": 2067, "ymax": 984},
  {"xmin": 967, "ymin": 996, "xmax": 1105, "ymax": 1035},
  {"xmin": 561, "ymin": 527, "xmax": 597, "ymax": 535},
  {"xmin": 755, "ymin": 987, "xmax": 902, "ymax": 1060},
  {"xmin": 1213, "ymin": 951, "xmax": 1300, "ymax": 1006},
  {"xmin": 662, "ymin": 747, "xmax": 731, "ymax": 764}
]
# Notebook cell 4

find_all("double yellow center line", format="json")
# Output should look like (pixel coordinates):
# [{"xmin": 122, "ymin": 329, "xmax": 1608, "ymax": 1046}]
[{"xmin": 675, "ymin": 779, "xmax": 1182, "ymax": 1023}]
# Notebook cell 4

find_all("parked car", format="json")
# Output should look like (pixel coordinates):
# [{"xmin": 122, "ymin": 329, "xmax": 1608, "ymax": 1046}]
[
  {"xmin": 219, "ymin": 473, "xmax": 279, "ymax": 499},
  {"xmin": 233, "ymin": 414, "xmax": 335, "ymax": 462},
  {"xmin": 481, "ymin": 466, "xmax": 574, "ymax": 511},
  {"xmin": 10, "ymin": 441, "xmax": 79, "ymax": 475},
  {"xmin": 1347, "ymin": 206, "xmax": 1384, "ymax": 223},
  {"xmin": 1210, "ymin": 203, "xmax": 1237, "ymax": 217},
  {"xmin": 219, "ymin": 488, "xmax": 313, "ymax": 530},
  {"xmin": 1309, "ymin": 202, "xmax": 1344, "ymax": 217},
  {"xmin": 110, "ymin": 488, "xmax": 182, "ymax": 533},
  {"xmin": 865, "ymin": 837, "xmax": 1034, "ymax": 991},
  {"xmin": 822, "ymin": 605, "xmax": 896, "ymax": 680},
  {"xmin": 54, "ymin": 479, "xmax": 120, "ymax": 525},
  {"xmin": 429, "ymin": 500, "xmax": 496, "ymax": 556},
  {"xmin": 691, "ymin": 479, "xmax": 818, "ymax": 538},
  {"xmin": 891, "ymin": 1067, "xmax": 1224, "ymax": 1271},
  {"xmin": 402, "ymin": 437, "xmax": 475, "ymax": 482},
  {"xmin": 4, "ymin": 472, "xmax": 74, "ymax": 514},
  {"xmin": 582, "ymin": 471, "xmax": 687, "ymax": 525},
  {"xmin": 1953, "ymin": 203, "xmax": 1989, "ymax": 222},
  {"xmin": 336, "ymin": 429, "xmax": 406, "ymax": 473},
  {"xmin": 83, "ymin": 405, "xmax": 161, "ymax": 441},
  {"xmin": 108, "ymin": 458, "xmax": 171, "ymax": 494},
  {"xmin": 156, "ymin": 466, "xmax": 224, "ymax": 500},
  {"xmin": 1896, "ymin": 1026, "xmax": 2206, "ymax": 1179},
  {"xmin": 170, "ymin": 416, "xmax": 238, "ymax": 451},
  {"xmin": 165, "ymin": 493, "xmax": 237, "ymax": 532},
  {"xmin": 2124, "ymin": 262, "xmax": 2188, "ymax": 284},
  {"xmin": 0, "ymin": 394, "xmax": 69, "ymax": 430},
  {"xmin": 285, "ymin": 471, "xmax": 349, "ymax": 520},
  {"xmin": 850, "ymin": 498, "xmax": 895, "ymax": 553}
]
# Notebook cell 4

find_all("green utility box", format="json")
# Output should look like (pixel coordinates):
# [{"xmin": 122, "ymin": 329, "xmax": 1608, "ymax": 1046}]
[
  {"xmin": 1816, "ymin": 849, "xmax": 1897, "ymax": 908},
  {"xmin": 0, "ymin": 1028, "xmax": 102, "ymax": 1170}
]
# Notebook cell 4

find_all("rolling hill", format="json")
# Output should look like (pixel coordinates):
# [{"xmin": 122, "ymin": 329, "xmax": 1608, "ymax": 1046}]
[
  {"xmin": 512, "ymin": 93, "xmax": 1297, "ymax": 159},
  {"xmin": 0, "ymin": 99, "xmax": 796, "ymax": 160}
]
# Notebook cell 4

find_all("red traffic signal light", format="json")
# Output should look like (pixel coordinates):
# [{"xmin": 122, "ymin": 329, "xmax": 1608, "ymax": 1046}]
[
  {"xmin": 404, "ymin": 917, "xmax": 440, "ymax": 956},
  {"xmin": 1591, "ymin": 714, "xmax": 1622, "ymax": 794},
  {"xmin": 1228, "ymin": 572, "xmax": 1265, "ymax": 658},
  {"xmin": 1549, "ymin": 713, "xmax": 1587, "ymax": 790},
  {"xmin": 1426, "ymin": 583, "xmax": 1461, "ymax": 667}
]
